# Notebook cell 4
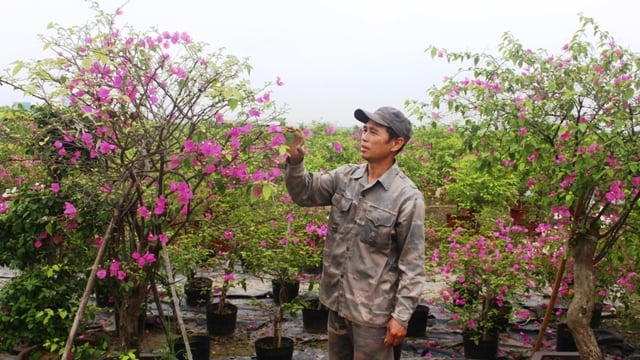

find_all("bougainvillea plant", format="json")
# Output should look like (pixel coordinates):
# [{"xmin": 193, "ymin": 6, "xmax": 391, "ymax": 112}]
[
  {"xmin": 412, "ymin": 16, "xmax": 640, "ymax": 358},
  {"xmin": 1, "ymin": 1, "xmax": 290, "ymax": 354},
  {"xmin": 431, "ymin": 217, "xmax": 556, "ymax": 346}
]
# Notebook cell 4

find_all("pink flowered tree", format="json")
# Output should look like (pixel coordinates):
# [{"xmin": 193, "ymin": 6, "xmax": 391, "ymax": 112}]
[
  {"xmin": 411, "ymin": 16, "xmax": 640, "ymax": 358},
  {"xmin": 2, "ymin": 2, "xmax": 288, "ymax": 353}
]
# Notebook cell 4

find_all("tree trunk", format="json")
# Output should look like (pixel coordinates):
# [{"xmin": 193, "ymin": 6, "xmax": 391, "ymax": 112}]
[
  {"xmin": 568, "ymin": 229, "xmax": 602, "ymax": 359},
  {"xmin": 117, "ymin": 282, "xmax": 149, "ymax": 350}
]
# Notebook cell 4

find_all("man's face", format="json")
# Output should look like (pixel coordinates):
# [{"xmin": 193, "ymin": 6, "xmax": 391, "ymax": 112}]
[{"xmin": 359, "ymin": 120, "xmax": 402, "ymax": 162}]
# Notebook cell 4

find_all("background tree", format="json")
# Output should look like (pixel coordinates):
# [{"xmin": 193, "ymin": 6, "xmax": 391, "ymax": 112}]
[{"xmin": 410, "ymin": 16, "xmax": 640, "ymax": 358}]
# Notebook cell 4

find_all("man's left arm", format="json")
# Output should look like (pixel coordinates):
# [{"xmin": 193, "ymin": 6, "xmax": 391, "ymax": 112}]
[
  {"xmin": 391, "ymin": 194, "xmax": 426, "ymax": 327},
  {"xmin": 384, "ymin": 194, "xmax": 426, "ymax": 347}
]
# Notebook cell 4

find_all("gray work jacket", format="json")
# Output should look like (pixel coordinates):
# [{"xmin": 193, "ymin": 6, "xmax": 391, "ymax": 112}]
[{"xmin": 285, "ymin": 161, "xmax": 426, "ymax": 328}]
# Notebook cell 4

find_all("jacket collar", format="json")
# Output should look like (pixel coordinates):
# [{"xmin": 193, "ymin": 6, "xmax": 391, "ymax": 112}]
[{"xmin": 352, "ymin": 162, "xmax": 399, "ymax": 191}]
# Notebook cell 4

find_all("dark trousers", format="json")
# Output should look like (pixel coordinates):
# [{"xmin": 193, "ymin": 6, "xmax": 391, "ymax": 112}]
[{"xmin": 327, "ymin": 310, "xmax": 396, "ymax": 360}]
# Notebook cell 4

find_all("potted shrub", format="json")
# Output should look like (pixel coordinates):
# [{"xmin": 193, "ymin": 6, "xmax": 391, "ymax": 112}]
[
  {"xmin": 432, "ymin": 218, "xmax": 544, "ymax": 358},
  {"xmin": 240, "ymin": 186, "xmax": 324, "ymax": 359},
  {"xmin": 205, "ymin": 228, "xmax": 247, "ymax": 337},
  {"xmin": 169, "ymin": 232, "xmax": 214, "ymax": 307},
  {"xmin": 291, "ymin": 277, "xmax": 328, "ymax": 334},
  {"xmin": 240, "ymin": 188, "xmax": 323, "ymax": 304}
]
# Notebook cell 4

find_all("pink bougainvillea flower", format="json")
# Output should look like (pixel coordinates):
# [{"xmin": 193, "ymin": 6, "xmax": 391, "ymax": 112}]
[
  {"xmin": 97, "ymin": 269, "xmax": 107, "ymax": 279},
  {"xmin": 109, "ymin": 260, "xmax": 121, "ymax": 277},
  {"xmin": 333, "ymin": 141, "xmax": 343, "ymax": 153},
  {"xmin": 117, "ymin": 270, "xmax": 126, "ymax": 281},
  {"xmin": 63, "ymin": 202, "xmax": 77, "ymax": 218},
  {"xmin": 305, "ymin": 222, "xmax": 317, "ymax": 234},
  {"xmin": 0, "ymin": 202, "xmax": 7, "ymax": 213},
  {"xmin": 158, "ymin": 233, "xmax": 169, "ymax": 244},
  {"xmin": 154, "ymin": 195, "xmax": 166, "ymax": 215},
  {"xmin": 467, "ymin": 319, "xmax": 476, "ymax": 329},
  {"xmin": 95, "ymin": 237, "xmax": 103, "ymax": 247},
  {"xmin": 96, "ymin": 87, "xmax": 111, "ymax": 103},
  {"xmin": 558, "ymin": 130, "xmax": 571, "ymax": 142},
  {"xmin": 267, "ymin": 123, "xmax": 283, "ymax": 133},
  {"xmin": 248, "ymin": 108, "xmax": 261, "ymax": 118},
  {"xmin": 170, "ymin": 181, "xmax": 193, "ymax": 205},
  {"xmin": 252, "ymin": 169, "xmax": 268, "ymax": 182},
  {"xmin": 204, "ymin": 163, "xmax": 216, "ymax": 174},
  {"xmin": 143, "ymin": 251, "xmax": 156, "ymax": 264},
  {"xmin": 34, "ymin": 240, "xmax": 42, "ymax": 248},
  {"xmin": 326, "ymin": 126, "xmax": 335, "ymax": 135},
  {"xmin": 223, "ymin": 273, "xmax": 235, "ymax": 282},
  {"xmin": 276, "ymin": 76, "xmax": 284, "ymax": 86},
  {"xmin": 224, "ymin": 230, "xmax": 234, "ymax": 240},
  {"xmin": 138, "ymin": 206, "xmax": 150, "ymax": 218},
  {"xmin": 270, "ymin": 133, "xmax": 286, "ymax": 147},
  {"xmin": 605, "ymin": 181, "xmax": 625, "ymax": 202},
  {"xmin": 50, "ymin": 182, "xmax": 60, "ymax": 193},
  {"xmin": 148, "ymin": 232, "xmax": 158, "ymax": 242},
  {"xmin": 183, "ymin": 139, "xmax": 197, "ymax": 153},
  {"xmin": 199, "ymin": 140, "xmax": 222, "ymax": 158},
  {"xmin": 279, "ymin": 237, "xmax": 288, "ymax": 245}
]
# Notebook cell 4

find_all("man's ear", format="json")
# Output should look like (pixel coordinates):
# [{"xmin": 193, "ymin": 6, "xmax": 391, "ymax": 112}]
[{"xmin": 390, "ymin": 137, "xmax": 405, "ymax": 152}]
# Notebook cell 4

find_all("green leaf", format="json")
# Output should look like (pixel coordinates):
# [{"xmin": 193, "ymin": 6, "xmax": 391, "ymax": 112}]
[
  {"xmin": 228, "ymin": 98, "xmax": 238, "ymax": 110},
  {"xmin": 261, "ymin": 185, "xmax": 272, "ymax": 200},
  {"xmin": 82, "ymin": 57, "xmax": 92, "ymax": 70},
  {"xmin": 11, "ymin": 62, "xmax": 24, "ymax": 76}
]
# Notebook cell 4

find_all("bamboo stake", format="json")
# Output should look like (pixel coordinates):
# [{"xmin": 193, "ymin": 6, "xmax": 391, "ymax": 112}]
[
  {"xmin": 532, "ymin": 257, "xmax": 567, "ymax": 353},
  {"xmin": 62, "ymin": 212, "xmax": 117, "ymax": 359},
  {"xmin": 160, "ymin": 241, "xmax": 193, "ymax": 360}
]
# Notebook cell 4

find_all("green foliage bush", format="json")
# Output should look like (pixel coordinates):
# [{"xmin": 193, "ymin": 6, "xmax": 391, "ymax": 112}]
[{"xmin": 0, "ymin": 264, "xmax": 85, "ymax": 351}]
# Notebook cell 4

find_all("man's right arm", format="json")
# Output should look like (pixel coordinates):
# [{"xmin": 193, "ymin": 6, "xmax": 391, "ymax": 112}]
[{"xmin": 284, "ymin": 160, "xmax": 334, "ymax": 207}]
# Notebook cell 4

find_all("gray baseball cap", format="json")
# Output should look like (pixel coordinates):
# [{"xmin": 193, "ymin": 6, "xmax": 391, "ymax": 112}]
[{"xmin": 354, "ymin": 106, "xmax": 412, "ymax": 142}]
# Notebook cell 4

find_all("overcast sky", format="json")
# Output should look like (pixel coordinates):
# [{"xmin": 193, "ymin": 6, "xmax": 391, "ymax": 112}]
[{"xmin": 2, "ymin": 0, "xmax": 639, "ymax": 126}]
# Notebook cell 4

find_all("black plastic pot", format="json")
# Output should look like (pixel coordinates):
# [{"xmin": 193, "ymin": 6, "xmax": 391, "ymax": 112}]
[
  {"xmin": 175, "ymin": 335, "xmax": 210, "ymax": 360},
  {"xmin": 556, "ymin": 323, "xmax": 578, "ymax": 352},
  {"xmin": 184, "ymin": 277, "xmax": 212, "ymax": 307},
  {"xmin": 254, "ymin": 336, "xmax": 295, "ymax": 360},
  {"xmin": 462, "ymin": 331, "xmax": 499, "ymax": 360},
  {"xmin": 406, "ymin": 304, "xmax": 430, "ymax": 337},
  {"xmin": 206, "ymin": 302, "xmax": 238, "ymax": 336},
  {"xmin": 271, "ymin": 280, "xmax": 299, "ymax": 304},
  {"xmin": 301, "ymin": 299, "xmax": 328, "ymax": 333}
]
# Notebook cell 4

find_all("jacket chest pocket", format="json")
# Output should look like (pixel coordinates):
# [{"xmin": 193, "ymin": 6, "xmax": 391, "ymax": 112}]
[
  {"xmin": 361, "ymin": 204, "xmax": 396, "ymax": 250},
  {"xmin": 329, "ymin": 193, "xmax": 353, "ymax": 231}
]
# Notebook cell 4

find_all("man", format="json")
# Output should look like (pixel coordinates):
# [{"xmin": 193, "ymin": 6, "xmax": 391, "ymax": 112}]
[{"xmin": 285, "ymin": 106, "xmax": 426, "ymax": 359}]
